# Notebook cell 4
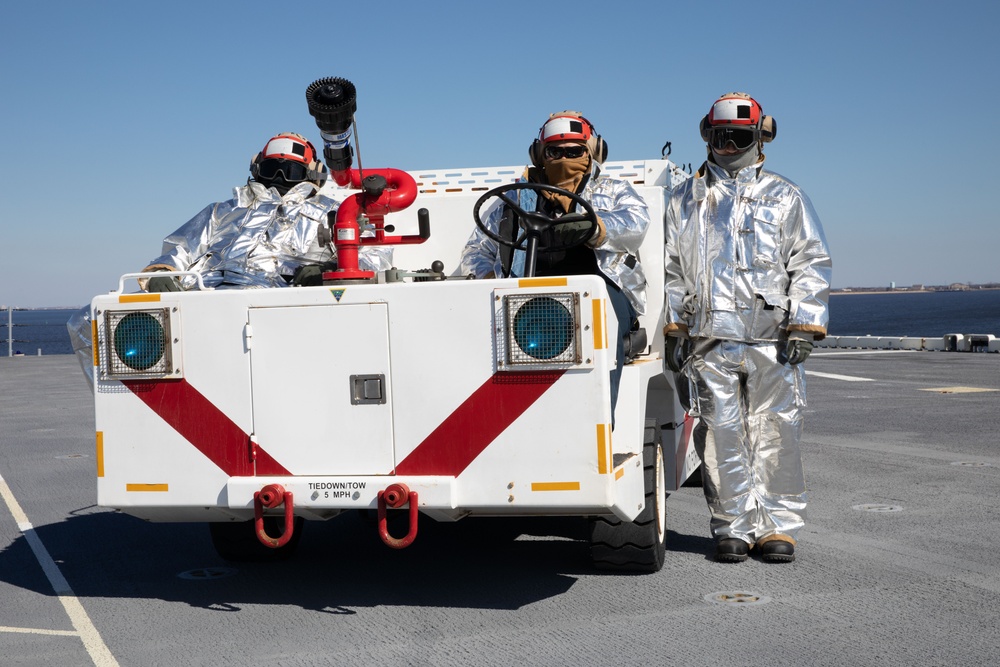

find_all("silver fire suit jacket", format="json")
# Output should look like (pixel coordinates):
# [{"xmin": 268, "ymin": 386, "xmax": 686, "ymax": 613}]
[
  {"xmin": 143, "ymin": 180, "xmax": 392, "ymax": 289},
  {"xmin": 664, "ymin": 159, "xmax": 831, "ymax": 341},
  {"xmin": 459, "ymin": 168, "xmax": 651, "ymax": 314}
]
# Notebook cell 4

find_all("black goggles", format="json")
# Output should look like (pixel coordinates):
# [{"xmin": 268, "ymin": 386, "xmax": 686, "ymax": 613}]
[
  {"xmin": 543, "ymin": 144, "xmax": 588, "ymax": 160},
  {"xmin": 255, "ymin": 158, "xmax": 311, "ymax": 181},
  {"xmin": 707, "ymin": 126, "xmax": 759, "ymax": 151}
]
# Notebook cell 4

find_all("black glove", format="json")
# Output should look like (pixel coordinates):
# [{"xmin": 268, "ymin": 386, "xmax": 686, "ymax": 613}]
[
  {"xmin": 292, "ymin": 261, "xmax": 338, "ymax": 286},
  {"xmin": 546, "ymin": 217, "xmax": 595, "ymax": 247},
  {"xmin": 292, "ymin": 264, "xmax": 323, "ymax": 286},
  {"xmin": 665, "ymin": 336, "xmax": 688, "ymax": 373},
  {"xmin": 785, "ymin": 334, "xmax": 814, "ymax": 365},
  {"xmin": 146, "ymin": 275, "xmax": 181, "ymax": 292}
]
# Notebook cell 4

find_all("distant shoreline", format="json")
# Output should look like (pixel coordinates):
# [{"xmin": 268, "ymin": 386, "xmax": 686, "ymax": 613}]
[{"xmin": 832, "ymin": 287, "xmax": 1000, "ymax": 296}]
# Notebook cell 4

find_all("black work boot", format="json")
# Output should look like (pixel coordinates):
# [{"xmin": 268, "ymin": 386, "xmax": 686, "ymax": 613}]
[
  {"xmin": 715, "ymin": 538, "xmax": 749, "ymax": 563},
  {"xmin": 760, "ymin": 539, "xmax": 795, "ymax": 563}
]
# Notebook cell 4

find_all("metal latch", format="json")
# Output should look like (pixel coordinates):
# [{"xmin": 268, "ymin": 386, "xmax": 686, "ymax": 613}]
[{"xmin": 350, "ymin": 374, "xmax": 386, "ymax": 405}]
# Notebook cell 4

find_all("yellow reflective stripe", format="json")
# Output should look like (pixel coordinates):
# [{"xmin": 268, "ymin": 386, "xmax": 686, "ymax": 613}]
[
  {"xmin": 126, "ymin": 484, "xmax": 169, "ymax": 492},
  {"xmin": 95, "ymin": 432, "xmax": 104, "ymax": 478},
  {"xmin": 615, "ymin": 468, "xmax": 625, "ymax": 480},
  {"xmin": 596, "ymin": 423, "xmax": 611, "ymax": 474},
  {"xmin": 517, "ymin": 277, "xmax": 567, "ymax": 288},
  {"xmin": 91, "ymin": 319, "xmax": 99, "ymax": 367},
  {"xmin": 119, "ymin": 294, "xmax": 161, "ymax": 303},
  {"xmin": 592, "ymin": 299, "xmax": 606, "ymax": 350},
  {"xmin": 531, "ymin": 482, "xmax": 580, "ymax": 492}
]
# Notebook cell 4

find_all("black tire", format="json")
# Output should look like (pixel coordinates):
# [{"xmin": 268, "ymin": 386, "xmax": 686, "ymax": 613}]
[
  {"xmin": 208, "ymin": 516, "xmax": 304, "ymax": 562},
  {"xmin": 589, "ymin": 420, "xmax": 667, "ymax": 572}
]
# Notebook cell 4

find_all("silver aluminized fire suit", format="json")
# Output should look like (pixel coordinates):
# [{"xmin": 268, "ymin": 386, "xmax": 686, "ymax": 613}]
[
  {"xmin": 143, "ymin": 180, "xmax": 392, "ymax": 289},
  {"xmin": 459, "ymin": 167, "xmax": 650, "ymax": 315},
  {"xmin": 66, "ymin": 180, "xmax": 394, "ymax": 391},
  {"xmin": 664, "ymin": 158, "xmax": 831, "ymax": 546}
]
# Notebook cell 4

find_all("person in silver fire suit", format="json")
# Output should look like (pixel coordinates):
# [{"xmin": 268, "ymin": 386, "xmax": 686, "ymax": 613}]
[
  {"xmin": 460, "ymin": 111, "xmax": 650, "ymax": 419},
  {"xmin": 141, "ymin": 132, "xmax": 391, "ymax": 291},
  {"xmin": 663, "ymin": 93, "xmax": 832, "ymax": 563}
]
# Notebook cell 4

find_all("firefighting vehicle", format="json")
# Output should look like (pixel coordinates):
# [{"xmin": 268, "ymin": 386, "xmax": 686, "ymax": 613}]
[{"xmin": 86, "ymin": 77, "xmax": 699, "ymax": 572}]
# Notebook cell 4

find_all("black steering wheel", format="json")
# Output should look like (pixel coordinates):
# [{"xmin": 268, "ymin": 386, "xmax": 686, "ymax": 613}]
[{"xmin": 473, "ymin": 182, "xmax": 598, "ymax": 278}]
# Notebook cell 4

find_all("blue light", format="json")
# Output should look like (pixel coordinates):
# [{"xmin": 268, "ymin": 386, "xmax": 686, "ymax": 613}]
[
  {"xmin": 513, "ymin": 297, "xmax": 573, "ymax": 360},
  {"xmin": 113, "ymin": 312, "xmax": 165, "ymax": 371}
]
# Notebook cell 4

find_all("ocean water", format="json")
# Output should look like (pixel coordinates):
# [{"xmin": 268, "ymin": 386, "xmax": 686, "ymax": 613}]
[
  {"xmin": 1, "ymin": 308, "xmax": 81, "ymax": 356},
  {"xmin": 2, "ymin": 290, "xmax": 999, "ymax": 357},
  {"xmin": 828, "ymin": 289, "xmax": 1000, "ymax": 337}
]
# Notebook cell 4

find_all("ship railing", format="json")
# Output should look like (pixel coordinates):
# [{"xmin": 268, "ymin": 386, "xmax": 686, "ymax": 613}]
[{"xmin": 816, "ymin": 334, "xmax": 998, "ymax": 353}]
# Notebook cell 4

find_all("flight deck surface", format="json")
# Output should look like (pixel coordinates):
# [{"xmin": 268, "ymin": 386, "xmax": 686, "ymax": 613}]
[{"xmin": 1, "ymin": 351, "xmax": 998, "ymax": 666}]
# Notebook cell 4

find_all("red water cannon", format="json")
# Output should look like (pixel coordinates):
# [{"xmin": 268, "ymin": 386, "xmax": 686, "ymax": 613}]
[
  {"xmin": 327, "ymin": 169, "xmax": 429, "ymax": 280},
  {"xmin": 306, "ymin": 77, "xmax": 430, "ymax": 281}
]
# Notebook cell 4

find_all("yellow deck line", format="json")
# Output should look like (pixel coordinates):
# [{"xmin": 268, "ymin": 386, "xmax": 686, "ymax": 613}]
[{"xmin": 920, "ymin": 386, "xmax": 999, "ymax": 394}]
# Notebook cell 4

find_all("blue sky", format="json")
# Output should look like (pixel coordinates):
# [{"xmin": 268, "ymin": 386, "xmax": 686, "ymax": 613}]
[{"xmin": 2, "ymin": 0, "xmax": 997, "ymax": 307}]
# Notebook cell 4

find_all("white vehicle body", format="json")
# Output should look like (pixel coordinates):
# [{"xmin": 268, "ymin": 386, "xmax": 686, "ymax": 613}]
[{"xmin": 89, "ymin": 159, "xmax": 699, "ymax": 570}]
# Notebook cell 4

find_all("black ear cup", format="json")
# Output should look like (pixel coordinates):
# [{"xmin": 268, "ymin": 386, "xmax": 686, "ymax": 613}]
[
  {"xmin": 594, "ymin": 136, "xmax": 608, "ymax": 164},
  {"xmin": 528, "ymin": 139, "xmax": 544, "ymax": 168},
  {"xmin": 760, "ymin": 116, "xmax": 776, "ymax": 142},
  {"xmin": 699, "ymin": 116, "xmax": 711, "ymax": 142},
  {"xmin": 249, "ymin": 152, "xmax": 263, "ymax": 178}
]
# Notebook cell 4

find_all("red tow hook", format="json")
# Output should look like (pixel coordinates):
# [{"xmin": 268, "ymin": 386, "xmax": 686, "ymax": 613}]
[
  {"xmin": 377, "ymin": 483, "xmax": 419, "ymax": 549},
  {"xmin": 254, "ymin": 484, "xmax": 295, "ymax": 548}
]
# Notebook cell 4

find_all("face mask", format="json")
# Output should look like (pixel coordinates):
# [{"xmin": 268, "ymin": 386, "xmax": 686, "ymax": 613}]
[
  {"xmin": 544, "ymin": 155, "xmax": 589, "ymax": 187},
  {"xmin": 711, "ymin": 144, "xmax": 760, "ymax": 176},
  {"xmin": 540, "ymin": 153, "xmax": 591, "ymax": 212}
]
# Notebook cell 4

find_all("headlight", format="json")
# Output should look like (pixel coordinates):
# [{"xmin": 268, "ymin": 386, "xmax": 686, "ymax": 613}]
[
  {"xmin": 512, "ymin": 296, "xmax": 574, "ymax": 360},
  {"xmin": 101, "ymin": 308, "xmax": 175, "ymax": 379},
  {"xmin": 502, "ymin": 293, "xmax": 580, "ymax": 367}
]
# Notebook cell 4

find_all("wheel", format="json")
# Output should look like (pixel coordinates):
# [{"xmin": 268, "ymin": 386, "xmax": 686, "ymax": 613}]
[
  {"xmin": 208, "ymin": 516, "xmax": 304, "ymax": 562},
  {"xmin": 589, "ymin": 420, "xmax": 667, "ymax": 572}
]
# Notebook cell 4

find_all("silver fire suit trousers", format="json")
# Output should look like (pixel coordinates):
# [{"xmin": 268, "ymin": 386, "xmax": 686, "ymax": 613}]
[{"xmin": 686, "ymin": 338, "xmax": 807, "ymax": 544}]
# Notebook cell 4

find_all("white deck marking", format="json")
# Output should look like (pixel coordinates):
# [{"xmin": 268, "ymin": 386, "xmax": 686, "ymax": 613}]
[
  {"xmin": 811, "ymin": 350, "xmax": 917, "ymax": 356},
  {"xmin": 0, "ymin": 625, "xmax": 79, "ymax": 636},
  {"xmin": 0, "ymin": 473, "xmax": 120, "ymax": 666},
  {"xmin": 806, "ymin": 370, "xmax": 875, "ymax": 382}
]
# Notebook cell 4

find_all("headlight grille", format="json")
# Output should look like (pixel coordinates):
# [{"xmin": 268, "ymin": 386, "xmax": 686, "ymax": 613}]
[
  {"xmin": 503, "ymin": 293, "xmax": 580, "ymax": 366},
  {"xmin": 102, "ymin": 309, "xmax": 173, "ymax": 378}
]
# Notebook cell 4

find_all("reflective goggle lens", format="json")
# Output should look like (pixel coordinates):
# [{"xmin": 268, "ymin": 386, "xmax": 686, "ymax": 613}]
[
  {"xmin": 543, "ymin": 144, "xmax": 588, "ymax": 160},
  {"xmin": 708, "ymin": 126, "xmax": 758, "ymax": 150},
  {"xmin": 256, "ymin": 158, "xmax": 310, "ymax": 181}
]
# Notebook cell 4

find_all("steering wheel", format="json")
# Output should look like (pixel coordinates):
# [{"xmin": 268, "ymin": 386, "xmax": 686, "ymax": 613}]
[{"xmin": 472, "ymin": 182, "xmax": 598, "ymax": 278}]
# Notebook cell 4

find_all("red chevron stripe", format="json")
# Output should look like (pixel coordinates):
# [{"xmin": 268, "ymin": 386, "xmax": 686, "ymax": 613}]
[
  {"xmin": 123, "ymin": 379, "xmax": 290, "ymax": 476},
  {"xmin": 395, "ymin": 371, "xmax": 564, "ymax": 476}
]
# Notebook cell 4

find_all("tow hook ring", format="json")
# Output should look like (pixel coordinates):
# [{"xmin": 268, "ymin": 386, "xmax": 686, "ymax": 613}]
[
  {"xmin": 254, "ymin": 484, "xmax": 295, "ymax": 548},
  {"xmin": 377, "ymin": 483, "xmax": 419, "ymax": 549}
]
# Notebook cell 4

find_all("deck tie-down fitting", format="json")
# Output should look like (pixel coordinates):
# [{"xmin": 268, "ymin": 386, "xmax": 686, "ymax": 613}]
[
  {"xmin": 254, "ymin": 484, "xmax": 295, "ymax": 548},
  {"xmin": 378, "ymin": 483, "xmax": 419, "ymax": 549}
]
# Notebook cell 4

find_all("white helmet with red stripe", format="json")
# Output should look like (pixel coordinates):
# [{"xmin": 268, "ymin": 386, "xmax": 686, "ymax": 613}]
[
  {"xmin": 699, "ymin": 92, "xmax": 776, "ymax": 151},
  {"xmin": 250, "ymin": 132, "xmax": 328, "ymax": 193},
  {"xmin": 529, "ymin": 111, "xmax": 608, "ymax": 166}
]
